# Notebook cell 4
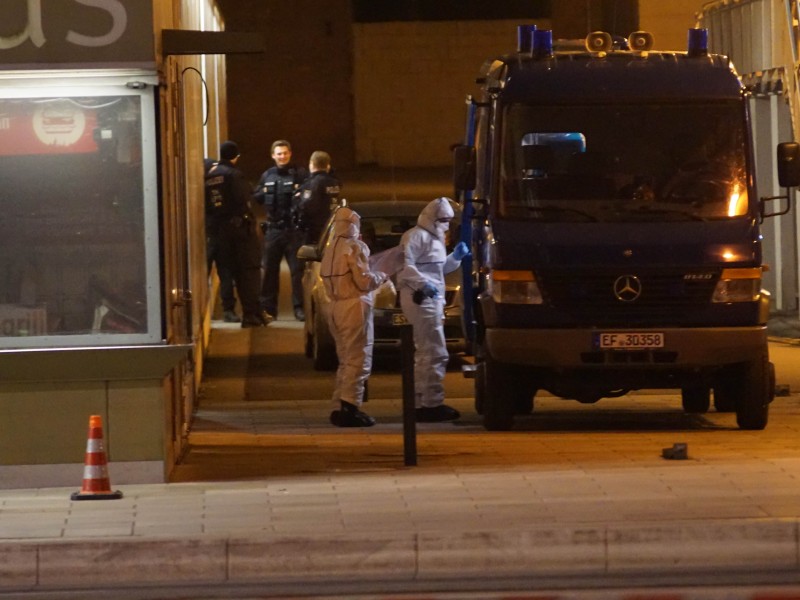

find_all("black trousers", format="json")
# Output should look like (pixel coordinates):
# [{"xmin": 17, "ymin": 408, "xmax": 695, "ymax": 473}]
[
  {"xmin": 260, "ymin": 227, "xmax": 303, "ymax": 316},
  {"xmin": 212, "ymin": 220, "xmax": 261, "ymax": 319}
]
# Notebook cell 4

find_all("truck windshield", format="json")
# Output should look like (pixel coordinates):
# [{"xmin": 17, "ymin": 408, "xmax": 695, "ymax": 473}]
[{"xmin": 500, "ymin": 102, "xmax": 749, "ymax": 222}]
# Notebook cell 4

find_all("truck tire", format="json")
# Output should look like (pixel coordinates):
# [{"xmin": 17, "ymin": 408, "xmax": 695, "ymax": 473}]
[
  {"xmin": 712, "ymin": 366, "xmax": 738, "ymax": 412},
  {"xmin": 681, "ymin": 386, "xmax": 710, "ymax": 414},
  {"xmin": 735, "ymin": 356, "xmax": 771, "ymax": 430},
  {"xmin": 712, "ymin": 389, "xmax": 736, "ymax": 412},
  {"xmin": 515, "ymin": 395, "xmax": 535, "ymax": 415},
  {"xmin": 481, "ymin": 357, "xmax": 518, "ymax": 431},
  {"xmin": 474, "ymin": 362, "xmax": 486, "ymax": 415}
]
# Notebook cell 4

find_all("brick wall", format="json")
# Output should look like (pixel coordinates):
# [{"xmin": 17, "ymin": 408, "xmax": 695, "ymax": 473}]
[{"xmin": 638, "ymin": 0, "xmax": 705, "ymax": 51}]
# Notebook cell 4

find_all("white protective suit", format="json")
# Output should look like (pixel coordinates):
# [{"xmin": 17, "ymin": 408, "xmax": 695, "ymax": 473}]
[
  {"xmin": 320, "ymin": 207, "xmax": 386, "ymax": 407},
  {"xmin": 397, "ymin": 197, "xmax": 463, "ymax": 408}
]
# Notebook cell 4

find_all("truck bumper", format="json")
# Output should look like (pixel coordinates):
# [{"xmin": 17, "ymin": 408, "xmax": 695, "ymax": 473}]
[{"xmin": 485, "ymin": 326, "xmax": 768, "ymax": 368}]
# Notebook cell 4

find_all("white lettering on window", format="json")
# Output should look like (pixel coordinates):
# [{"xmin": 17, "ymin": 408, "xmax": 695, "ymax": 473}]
[
  {"xmin": 0, "ymin": 0, "xmax": 46, "ymax": 50},
  {"xmin": 66, "ymin": 0, "xmax": 127, "ymax": 47}
]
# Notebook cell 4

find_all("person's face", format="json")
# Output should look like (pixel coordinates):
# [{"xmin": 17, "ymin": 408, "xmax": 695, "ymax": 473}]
[{"xmin": 272, "ymin": 145, "xmax": 291, "ymax": 167}]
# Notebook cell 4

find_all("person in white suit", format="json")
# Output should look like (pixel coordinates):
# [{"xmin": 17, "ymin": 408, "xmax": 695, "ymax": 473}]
[
  {"xmin": 397, "ymin": 197, "xmax": 470, "ymax": 422},
  {"xmin": 320, "ymin": 207, "xmax": 387, "ymax": 427}
]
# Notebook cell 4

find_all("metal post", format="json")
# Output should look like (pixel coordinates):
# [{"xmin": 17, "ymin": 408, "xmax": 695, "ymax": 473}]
[{"xmin": 400, "ymin": 324, "xmax": 417, "ymax": 466}]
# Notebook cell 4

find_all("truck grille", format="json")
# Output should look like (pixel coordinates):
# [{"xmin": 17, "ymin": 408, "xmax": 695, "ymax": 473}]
[{"xmin": 537, "ymin": 267, "xmax": 720, "ymax": 324}]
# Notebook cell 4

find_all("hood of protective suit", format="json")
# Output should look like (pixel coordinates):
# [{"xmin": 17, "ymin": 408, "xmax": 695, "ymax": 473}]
[
  {"xmin": 332, "ymin": 206, "xmax": 360, "ymax": 239},
  {"xmin": 417, "ymin": 197, "xmax": 455, "ymax": 239}
]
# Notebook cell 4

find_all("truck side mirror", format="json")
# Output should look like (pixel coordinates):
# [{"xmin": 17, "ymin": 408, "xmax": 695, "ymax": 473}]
[
  {"xmin": 760, "ymin": 142, "xmax": 798, "ymax": 219},
  {"xmin": 453, "ymin": 144, "xmax": 476, "ymax": 192},
  {"xmin": 777, "ymin": 142, "xmax": 800, "ymax": 188}
]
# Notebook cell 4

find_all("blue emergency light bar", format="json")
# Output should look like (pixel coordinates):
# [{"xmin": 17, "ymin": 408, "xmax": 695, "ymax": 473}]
[
  {"xmin": 532, "ymin": 29, "xmax": 553, "ymax": 59},
  {"xmin": 517, "ymin": 24, "xmax": 536, "ymax": 53},
  {"xmin": 687, "ymin": 28, "xmax": 709, "ymax": 57}
]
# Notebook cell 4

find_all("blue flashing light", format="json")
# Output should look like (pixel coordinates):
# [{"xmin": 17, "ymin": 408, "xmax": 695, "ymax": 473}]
[
  {"xmin": 517, "ymin": 24, "xmax": 537, "ymax": 53},
  {"xmin": 532, "ymin": 29, "xmax": 553, "ymax": 59},
  {"xmin": 687, "ymin": 28, "xmax": 709, "ymax": 57}
]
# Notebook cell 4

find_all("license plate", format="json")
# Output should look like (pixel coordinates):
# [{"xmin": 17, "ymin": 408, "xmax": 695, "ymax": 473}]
[
  {"xmin": 391, "ymin": 313, "xmax": 408, "ymax": 325},
  {"xmin": 596, "ymin": 332, "xmax": 664, "ymax": 349}
]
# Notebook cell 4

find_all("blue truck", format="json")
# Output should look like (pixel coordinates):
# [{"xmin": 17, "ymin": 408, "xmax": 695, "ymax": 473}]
[{"xmin": 454, "ymin": 27, "xmax": 799, "ymax": 431}]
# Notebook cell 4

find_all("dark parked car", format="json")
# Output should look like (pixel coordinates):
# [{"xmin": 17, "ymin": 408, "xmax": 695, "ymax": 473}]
[{"xmin": 297, "ymin": 200, "xmax": 464, "ymax": 370}]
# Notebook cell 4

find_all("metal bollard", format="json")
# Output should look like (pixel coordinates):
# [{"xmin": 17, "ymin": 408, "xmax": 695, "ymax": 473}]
[{"xmin": 400, "ymin": 324, "xmax": 417, "ymax": 466}]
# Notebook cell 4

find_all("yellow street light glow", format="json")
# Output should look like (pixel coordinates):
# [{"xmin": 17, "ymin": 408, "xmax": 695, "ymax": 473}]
[{"xmin": 491, "ymin": 270, "xmax": 535, "ymax": 281}]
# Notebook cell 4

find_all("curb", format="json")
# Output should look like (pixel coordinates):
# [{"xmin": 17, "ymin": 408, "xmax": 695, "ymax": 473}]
[{"xmin": 2, "ymin": 519, "xmax": 799, "ymax": 593}]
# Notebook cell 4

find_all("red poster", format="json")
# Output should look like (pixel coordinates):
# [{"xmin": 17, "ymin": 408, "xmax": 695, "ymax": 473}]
[{"xmin": 0, "ymin": 100, "xmax": 99, "ymax": 156}]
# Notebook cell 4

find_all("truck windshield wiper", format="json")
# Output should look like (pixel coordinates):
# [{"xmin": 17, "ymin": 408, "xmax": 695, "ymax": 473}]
[{"xmin": 524, "ymin": 205, "xmax": 597, "ymax": 222}]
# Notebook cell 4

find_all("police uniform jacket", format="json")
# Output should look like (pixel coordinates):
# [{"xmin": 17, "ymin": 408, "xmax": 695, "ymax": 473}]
[
  {"xmin": 254, "ymin": 164, "xmax": 308, "ymax": 229},
  {"xmin": 204, "ymin": 159, "xmax": 255, "ymax": 231},
  {"xmin": 297, "ymin": 170, "xmax": 341, "ymax": 244}
]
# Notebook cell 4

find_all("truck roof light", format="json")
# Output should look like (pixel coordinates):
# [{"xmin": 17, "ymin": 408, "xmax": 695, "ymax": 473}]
[
  {"xmin": 517, "ymin": 24, "xmax": 537, "ymax": 54},
  {"xmin": 532, "ymin": 29, "xmax": 553, "ymax": 59},
  {"xmin": 585, "ymin": 31, "xmax": 613, "ymax": 53},
  {"xmin": 687, "ymin": 28, "xmax": 709, "ymax": 57},
  {"xmin": 628, "ymin": 31, "xmax": 654, "ymax": 52}
]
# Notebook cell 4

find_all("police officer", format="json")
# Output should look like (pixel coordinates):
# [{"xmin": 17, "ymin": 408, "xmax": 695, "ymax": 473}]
[
  {"xmin": 205, "ymin": 141, "xmax": 268, "ymax": 328},
  {"xmin": 254, "ymin": 140, "xmax": 308, "ymax": 321},
  {"xmin": 204, "ymin": 157, "xmax": 239, "ymax": 323},
  {"xmin": 296, "ymin": 150, "xmax": 341, "ymax": 246}
]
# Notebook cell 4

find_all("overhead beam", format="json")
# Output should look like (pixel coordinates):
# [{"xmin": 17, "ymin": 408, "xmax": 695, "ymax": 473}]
[{"xmin": 162, "ymin": 30, "xmax": 264, "ymax": 56}]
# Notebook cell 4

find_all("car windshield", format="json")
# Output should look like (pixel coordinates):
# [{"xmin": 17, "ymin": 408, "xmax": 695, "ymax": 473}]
[
  {"xmin": 500, "ymin": 102, "xmax": 749, "ymax": 222},
  {"xmin": 358, "ymin": 214, "xmax": 418, "ymax": 254}
]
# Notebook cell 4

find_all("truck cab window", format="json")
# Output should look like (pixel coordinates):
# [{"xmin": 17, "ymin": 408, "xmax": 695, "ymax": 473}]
[{"xmin": 502, "ymin": 103, "xmax": 749, "ymax": 222}]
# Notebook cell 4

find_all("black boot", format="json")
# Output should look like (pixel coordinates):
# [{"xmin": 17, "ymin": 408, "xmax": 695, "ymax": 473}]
[{"xmin": 330, "ymin": 401, "xmax": 375, "ymax": 427}]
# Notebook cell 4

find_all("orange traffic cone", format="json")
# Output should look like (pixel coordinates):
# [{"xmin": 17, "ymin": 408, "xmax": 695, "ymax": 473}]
[{"xmin": 71, "ymin": 415, "xmax": 123, "ymax": 501}]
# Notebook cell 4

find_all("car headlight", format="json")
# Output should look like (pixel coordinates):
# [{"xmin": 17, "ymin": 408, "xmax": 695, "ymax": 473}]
[
  {"xmin": 489, "ymin": 270, "xmax": 543, "ymax": 304},
  {"xmin": 711, "ymin": 267, "xmax": 762, "ymax": 303}
]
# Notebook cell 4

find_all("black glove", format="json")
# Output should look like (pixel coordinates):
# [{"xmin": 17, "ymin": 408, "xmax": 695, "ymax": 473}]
[{"xmin": 413, "ymin": 283, "xmax": 438, "ymax": 305}]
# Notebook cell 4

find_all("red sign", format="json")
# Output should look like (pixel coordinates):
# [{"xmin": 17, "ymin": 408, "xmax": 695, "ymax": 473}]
[{"xmin": 0, "ymin": 100, "xmax": 98, "ymax": 156}]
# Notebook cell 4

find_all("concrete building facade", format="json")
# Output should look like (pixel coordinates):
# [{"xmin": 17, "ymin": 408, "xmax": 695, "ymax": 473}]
[{"xmin": 218, "ymin": 1, "xmax": 718, "ymax": 176}]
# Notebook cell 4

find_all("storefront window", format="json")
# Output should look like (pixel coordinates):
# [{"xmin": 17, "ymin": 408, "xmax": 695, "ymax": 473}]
[{"xmin": 0, "ymin": 80, "xmax": 161, "ymax": 348}]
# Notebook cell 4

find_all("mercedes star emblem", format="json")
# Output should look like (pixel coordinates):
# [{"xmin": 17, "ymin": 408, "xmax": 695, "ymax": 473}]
[{"xmin": 613, "ymin": 275, "xmax": 642, "ymax": 302}]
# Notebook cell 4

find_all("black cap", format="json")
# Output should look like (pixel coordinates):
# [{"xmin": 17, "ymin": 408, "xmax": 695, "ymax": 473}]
[{"xmin": 220, "ymin": 140, "xmax": 239, "ymax": 161}]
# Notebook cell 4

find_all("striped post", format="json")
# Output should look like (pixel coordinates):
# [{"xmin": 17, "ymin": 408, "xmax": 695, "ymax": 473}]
[{"xmin": 71, "ymin": 415, "xmax": 123, "ymax": 501}]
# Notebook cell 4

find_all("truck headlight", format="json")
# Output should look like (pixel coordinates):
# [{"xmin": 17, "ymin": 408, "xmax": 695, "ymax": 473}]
[
  {"xmin": 711, "ymin": 267, "xmax": 762, "ymax": 303},
  {"xmin": 489, "ymin": 270, "xmax": 543, "ymax": 304}
]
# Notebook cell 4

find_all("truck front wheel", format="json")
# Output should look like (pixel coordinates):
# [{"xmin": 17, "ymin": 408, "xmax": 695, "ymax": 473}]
[
  {"xmin": 712, "ymin": 367, "xmax": 738, "ymax": 412},
  {"xmin": 681, "ymin": 386, "xmax": 710, "ymax": 414},
  {"xmin": 480, "ymin": 356, "xmax": 524, "ymax": 431},
  {"xmin": 475, "ymin": 363, "xmax": 534, "ymax": 416},
  {"xmin": 734, "ymin": 356, "xmax": 772, "ymax": 430}
]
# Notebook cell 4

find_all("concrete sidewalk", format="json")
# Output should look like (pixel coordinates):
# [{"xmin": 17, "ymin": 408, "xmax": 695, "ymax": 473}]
[{"xmin": 3, "ymin": 319, "xmax": 800, "ymax": 596}]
